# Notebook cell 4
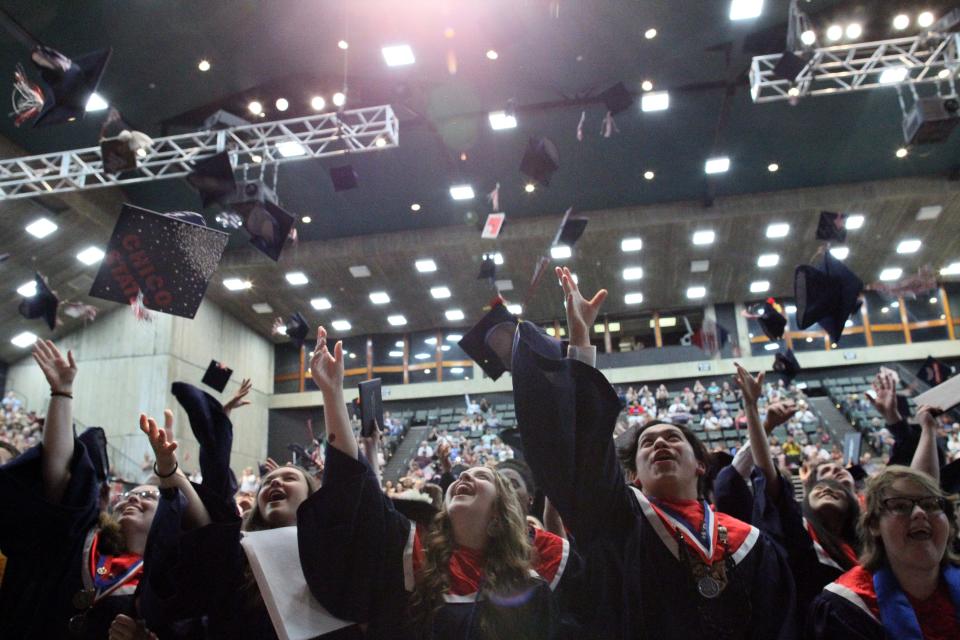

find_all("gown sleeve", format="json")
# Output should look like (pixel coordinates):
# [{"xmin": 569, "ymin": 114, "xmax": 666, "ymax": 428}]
[
  {"xmin": 712, "ymin": 466, "xmax": 756, "ymax": 524},
  {"xmin": 171, "ymin": 382, "xmax": 237, "ymax": 503},
  {"xmin": 806, "ymin": 591, "xmax": 881, "ymax": 640}
]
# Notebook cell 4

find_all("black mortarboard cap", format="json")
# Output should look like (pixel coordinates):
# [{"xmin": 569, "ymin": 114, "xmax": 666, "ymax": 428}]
[
  {"xmin": 32, "ymin": 46, "xmax": 112, "ymax": 127},
  {"xmin": 78, "ymin": 426, "xmax": 110, "ymax": 484},
  {"xmin": 242, "ymin": 200, "xmax": 296, "ymax": 262},
  {"xmin": 330, "ymin": 165, "xmax": 359, "ymax": 192},
  {"xmin": 773, "ymin": 51, "xmax": 809, "ymax": 82},
  {"xmin": 551, "ymin": 207, "xmax": 588, "ymax": 248},
  {"xmin": 391, "ymin": 496, "xmax": 439, "ymax": 525},
  {"xmin": 917, "ymin": 355, "xmax": 954, "ymax": 387},
  {"xmin": 457, "ymin": 301, "xmax": 518, "ymax": 380},
  {"xmin": 846, "ymin": 464, "xmax": 868, "ymax": 482},
  {"xmin": 599, "ymin": 81, "xmax": 634, "ymax": 115},
  {"xmin": 758, "ymin": 301, "xmax": 787, "ymax": 341},
  {"xmin": 284, "ymin": 312, "xmax": 309, "ymax": 348},
  {"xmin": 187, "ymin": 152, "xmax": 237, "ymax": 208},
  {"xmin": 358, "ymin": 378, "xmax": 384, "ymax": 438},
  {"xmin": 794, "ymin": 251, "xmax": 864, "ymax": 344},
  {"xmin": 519, "ymin": 137, "xmax": 560, "ymax": 186},
  {"xmin": 816, "ymin": 211, "xmax": 847, "ymax": 242},
  {"xmin": 201, "ymin": 360, "xmax": 233, "ymax": 393},
  {"xmin": 478, "ymin": 254, "xmax": 496, "ymax": 281},
  {"xmin": 100, "ymin": 137, "xmax": 137, "ymax": 174},
  {"xmin": 18, "ymin": 272, "xmax": 58, "ymax": 330},
  {"xmin": 773, "ymin": 348, "xmax": 801, "ymax": 381},
  {"xmin": 89, "ymin": 204, "xmax": 229, "ymax": 319}
]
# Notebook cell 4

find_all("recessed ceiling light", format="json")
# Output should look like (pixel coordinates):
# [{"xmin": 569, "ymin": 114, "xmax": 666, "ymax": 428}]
[
  {"xmin": 445, "ymin": 309, "xmax": 465, "ymax": 321},
  {"xmin": 332, "ymin": 92, "xmax": 346, "ymax": 107},
  {"xmin": 881, "ymin": 306, "xmax": 890, "ymax": 313},
  {"xmin": 550, "ymin": 245, "xmax": 572, "ymax": 260},
  {"xmin": 750, "ymin": 280, "xmax": 770, "ymax": 293},
  {"xmin": 641, "ymin": 80, "xmax": 654, "ymax": 92},
  {"xmin": 276, "ymin": 140, "xmax": 306, "ymax": 157},
  {"xmin": 930, "ymin": 296, "xmax": 939, "ymax": 304},
  {"xmin": 645, "ymin": 28, "xmax": 657, "ymax": 39},
  {"xmin": 918, "ymin": 11, "xmax": 935, "ymax": 28},
  {"xmin": 896, "ymin": 239, "xmax": 922, "ymax": 254},
  {"xmin": 767, "ymin": 162, "xmax": 779, "ymax": 172},
  {"xmin": 624, "ymin": 292, "xmax": 644, "ymax": 304},
  {"xmin": 382, "ymin": 44, "xmax": 415, "ymax": 66},
  {"xmin": 17, "ymin": 280, "xmax": 37, "ymax": 297},
  {"xmin": 826, "ymin": 24, "xmax": 843, "ymax": 41},
  {"xmin": 349, "ymin": 265, "xmax": 371, "ymax": 278},
  {"xmin": 622, "ymin": 267, "xmax": 644, "ymax": 280},
  {"xmin": 285, "ymin": 271, "xmax": 308, "ymax": 285},
  {"xmin": 387, "ymin": 314, "xmax": 407, "ymax": 326},
  {"xmin": 891, "ymin": 300, "xmax": 900, "ymax": 309},
  {"xmin": 691, "ymin": 260, "xmax": 709, "ymax": 272},
  {"xmin": 414, "ymin": 352, "xmax": 431, "ymax": 360},
  {"xmin": 310, "ymin": 95, "xmax": 326, "ymax": 111},
  {"xmin": 449, "ymin": 184, "xmax": 474, "ymax": 200},
  {"xmin": 896, "ymin": 147, "xmax": 908, "ymax": 158},
  {"xmin": 704, "ymin": 156, "xmax": 730, "ymax": 174},
  {"xmin": 524, "ymin": 183, "xmax": 536, "ymax": 193},
  {"xmin": 621, "ymin": 237, "xmax": 643, "ymax": 252},
  {"xmin": 395, "ymin": 340, "xmax": 405, "ymax": 348},
  {"xmin": 301, "ymin": 216, "xmax": 312, "ymax": 224},
  {"xmin": 430, "ymin": 286, "xmax": 451, "ymax": 299},
  {"xmin": 252, "ymin": 303, "xmax": 273, "ymax": 314},
  {"xmin": 940, "ymin": 262, "xmax": 960, "ymax": 276},
  {"xmin": 331, "ymin": 319, "xmax": 352, "ymax": 331},
  {"xmin": 275, "ymin": 97, "xmax": 289, "ymax": 112},
  {"xmin": 488, "ymin": 110, "xmax": 517, "ymax": 130},
  {"xmin": 916, "ymin": 205, "xmax": 942, "ymax": 220},
  {"xmin": 729, "ymin": 0, "xmax": 764, "ymax": 21},
  {"xmin": 198, "ymin": 59, "xmax": 211, "ymax": 72},
  {"xmin": 374, "ymin": 137, "xmax": 387, "ymax": 148},
  {"xmin": 692, "ymin": 230, "xmax": 715, "ymax": 245},
  {"xmin": 338, "ymin": 39, "xmax": 349, "ymax": 50},
  {"xmin": 845, "ymin": 214, "xmax": 865, "ymax": 229},
  {"xmin": 76, "ymin": 246, "xmax": 105, "ymax": 265},
  {"xmin": 764, "ymin": 342, "xmax": 780, "ymax": 351},
  {"xmin": 310, "ymin": 297, "xmax": 332, "ymax": 310},
  {"xmin": 507, "ymin": 304, "xmax": 523, "ymax": 315},
  {"xmin": 415, "ymin": 259, "xmax": 437, "ymax": 273},
  {"xmin": 785, "ymin": 305, "xmax": 797, "ymax": 314},
  {"xmin": 486, "ymin": 49, "xmax": 499, "ymax": 60},
  {"xmin": 11, "ymin": 331, "xmax": 37, "ymax": 348},
  {"xmin": 765, "ymin": 222, "xmax": 790, "ymax": 238},
  {"xmin": 446, "ymin": 333, "xmax": 462, "ymax": 342},
  {"xmin": 879, "ymin": 267, "xmax": 903, "ymax": 281},
  {"xmin": 248, "ymin": 100, "xmax": 263, "ymax": 116},
  {"xmin": 496, "ymin": 279, "xmax": 514, "ymax": 291},
  {"xmin": 369, "ymin": 291, "xmax": 390, "ymax": 304},
  {"xmin": 410, "ymin": 203, "xmax": 421, "ymax": 212},
  {"xmin": 893, "ymin": 14, "xmax": 910, "ymax": 30},
  {"xmin": 491, "ymin": 252, "xmax": 504, "ymax": 265},
  {"xmin": 641, "ymin": 91, "xmax": 669, "ymax": 112},
  {"xmin": 829, "ymin": 246, "xmax": 850, "ymax": 260},
  {"xmin": 757, "ymin": 253, "xmax": 780, "ymax": 267},
  {"xmin": 85, "ymin": 92, "xmax": 108, "ymax": 112},
  {"xmin": 26, "ymin": 217, "xmax": 58, "ymax": 238},
  {"xmin": 389, "ymin": 350, "xmax": 403, "ymax": 358},
  {"xmin": 643, "ymin": 170, "xmax": 655, "ymax": 180},
  {"xmin": 880, "ymin": 67, "xmax": 908, "ymax": 84},
  {"xmin": 223, "ymin": 278, "xmax": 252, "ymax": 291},
  {"xmin": 687, "ymin": 286, "xmax": 706, "ymax": 299},
  {"xmin": 845, "ymin": 23, "xmax": 862, "ymax": 39},
  {"xmin": 450, "ymin": 367, "xmax": 465, "ymax": 374}
]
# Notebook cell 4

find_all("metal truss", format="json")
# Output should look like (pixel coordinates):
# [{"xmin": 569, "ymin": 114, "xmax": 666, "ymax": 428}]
[
  {"xmin": 750, "ymin": 33, "xmax": 960, "ymax": 103},
  {"xmin": 0, "ymin": 104, "xmax": 399, "ymax": 201}
]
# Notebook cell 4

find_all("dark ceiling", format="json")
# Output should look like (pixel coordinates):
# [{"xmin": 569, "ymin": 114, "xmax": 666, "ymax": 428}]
[{"xmin": 1, "ymin": 0, "xmax": 959, "ymax": 361}]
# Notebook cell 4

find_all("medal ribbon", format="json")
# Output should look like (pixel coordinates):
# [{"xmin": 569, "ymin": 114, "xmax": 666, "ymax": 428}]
[
  {"xmin": 86, "ymin": 532, "xmax": 144, "ymax": 605},
  {"xmin": 873, "ymin": 565, "xmax": 960, "ymax": 640},
  {"xmin": 649, "ymin": 499, "xmax": 718, "ymax": 565}
]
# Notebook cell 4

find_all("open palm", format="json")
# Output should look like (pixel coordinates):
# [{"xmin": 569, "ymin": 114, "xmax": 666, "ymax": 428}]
[
  {"xmin": 309, "ymin": 326, "xmax": 343, "ymax": 395},
  {"xmin": 556, "ymin": 266, "xmax": 607, "ymax": 346},
  {"xmin": 32, "ymin": 340, "xmax": 77, "ymax": 392}
]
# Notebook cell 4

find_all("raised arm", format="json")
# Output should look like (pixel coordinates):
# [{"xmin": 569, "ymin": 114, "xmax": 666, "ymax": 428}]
[
  {"xmin": 911, "ymin": 406, "xmax": 940, "ymax": 481},
  {"xmin": 222, "ymin": 378, "xmax": 252, "ymax": 418},
  {"xmin": 734, "ymin": 364, "xmax": 780, "ymax": 500},
  {"xmin": 556, "ymin": 266, "xmax": 607, "ymax": 351},
  {"xmin": 310, "ymin": 325, "xmax": 357, "ymax": 460},
  {"xmin": 139, "ymin": 410, "xmax": 211, "ymax": 529},
  {"xmin": 32, "ymin": 340, "xmax": 77, "ymax": 504}
]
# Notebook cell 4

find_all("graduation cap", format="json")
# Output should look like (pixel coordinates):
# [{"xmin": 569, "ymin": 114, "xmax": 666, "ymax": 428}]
[
  {"xmin": 283, "ymin": 312, "xmax": 309, "ymax": 348},
  {"xmin": 519, "ymin": 137, "xmax": 560, "ymax": 186},
  {"xmin": 358, "ymin": 378, "xmax": 384, "ymax": 438},
  {"xmin": 30, "ymin": 46, "xmax": 112, "ymax": 127},
  {"xmin": 186, "ymin": 152, "xmax": 237, "ymax": 208},
  {"xmin": 478, "ymin": 254, "xmax": 497, "ymax": 281},
  {"xmin": 18, "ymin": 272, "xmax": 58, "ymax": 330},
  {"xmin": 78, "ymin": 426, "xmax": 110, "ymax": 484},
  {"xmin": 164, "ymin": 210, "xmax": 207, "ymax": 226},
  {"xmin": 916, "ymin": 355, "xmax": 954, "ymax": 387},
  {"xmin": 89, "ymin": 204, "xmax": 229, "ymax": 319},
  {"xmin": 816, "ymin": 211, "xmax": 847, "ymax": 242},
  {"xmin": 773, "ymin": 348, "xmax": 801, "ymax": 381},
  {"xmin": 100, "ymin": 137, "xmax": 137, "ymax": 174},
  {"xmin": 457, "ymin": 301, "xmax": 519, "ymax": 380},
  {"xmin": 846, "ymin": 464, "xmax": 868, "ymax": 483},
  {"xmin": 242, "ymin": 200, "xmax": 296, "ymax": 262},
  {"xmin": 691, "ymin": 319, "xmax": 729, "ymax": 356},
  {"xmin": 201, "ymin": 360, "xmax": 233, "ymax": 393},
  {"xmin": 329, "ymin": 165, "xmax": 359, "ymax": 192},
  {"xmin": 794, "ymin": 251, "xmax": 864, "ymax": 344},
  {"xmin": 773, "ymin": 51, "xmax": 810, "ymax": 82},
  {"xmin": 390, "ymin": 496, "xmax": 439, "ymax": 525},
  {"xmin": 599, "ymin": 81, "xmax": 634, "ymax": 115},
  {"xmin": 551, "ymin": 207, "xmax": 588, "ymax": 249},
  {"xmin": 757, "ymin": 300, "xmax": 787, "ymax": 341}
]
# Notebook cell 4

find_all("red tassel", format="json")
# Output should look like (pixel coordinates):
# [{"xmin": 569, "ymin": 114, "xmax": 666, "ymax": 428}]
[{"xmin": 130, "ymin": 290, "xmax": 153, "ymax": 322}]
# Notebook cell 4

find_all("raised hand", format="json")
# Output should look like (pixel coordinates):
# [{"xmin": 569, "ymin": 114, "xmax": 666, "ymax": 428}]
[
  {"xmin": 436, "ymin": 440, "xmax": 452, "ymax": 473},
  {"xmin": 764, "ymin": 400, "xmax": 798, "ymax": 434},
  {"xmin": 224, "ymin": 378, "xmax": 253, "ymax": 416},
  {"xmin": 733, "ymin": 363, "xmax": 765, "ymax": 406},
  {"xmin": 108, "ymin": 614, "xmax": 158, "ymax": 640},
  {"xmin": 32, "ymin": 340, "xmax": 77, "ymax": 393},
  {"xmin": 868, "ymin": 369, "xmax": 901, "ymax": 424},
  {"xmin": 139, "ymin": 410, "xmax": 178, "ymax": 477},
  {"xmin": 916, "ymin": 405, "xmax": 939, "ymax": 431},
  {"xmin": 555, "ymin": 266, "xmax": 608, "ymax": 347},
  {"xmin": 309, "ymin": 326, "xmax": 344, "ymax": 396},
  {"xmin": 264, "ymin": 457, "xmax": 280, "ymax": 473}
]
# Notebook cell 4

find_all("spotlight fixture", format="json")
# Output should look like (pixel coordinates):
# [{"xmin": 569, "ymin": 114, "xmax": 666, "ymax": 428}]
[
  {"xmin": 410, "ymin": 203, "xmax": 422, "ymax": 212},
  {"xmin": 382, "ymin": 44, "xmax": 416, "ymax": 67},
  {"xmin": 800, "ymin": 30, "xmax": 816, "ymax": 45},
  {"xmin": 223, "ymin": 278, "xmax": 252, "ymax": 291},
  {"xmin": 768, "ymin": 162, "xmax": 779, "ymax": 172},
  {"xmin": 644, "ymin": 28, "xmax": 657, "ymax": 39},
  {"xmin": 826, "ymin": 24, "xmax": 843, "ymax": 41},
  {"xmin": 332, "ymin": 92, "xmax": 346, "ymax": 107},
  {"xmin": 338, "ymin": 40, "xmax": 349, "ymax": 50},
  {"xmin": 248, "ymin": 100, "xmax": 263, "ymax": 116},
  {"xmin": 879, "ymin": 67, "xmax": 908, "ymax": 84},
  {"xmin": 524, "ymin": 183, "xmax": 535, "ymax": 193},
  {"xmin": 275, "ymin": 98, "xmax": 289, "ymax": 112},
  {"xmin": 641, "ymin": 80, "xmax": 654, "ymax": 92},
  {"xmin": 310, "ymin": 95, "xmax": 326, "ymax": 111},
  {"xmin": 896, "ymin": 147, "xmax": 908, "ymax": 158},
  {"xmin": 643, "ymin": 170, "xmax": 655, "ymax": 180},
  {"xmin": 198, "ymin": 59, "xmax": 211, "ymax": 72},
  {"xmin": 486, "ymin": 49, "xmax": 499, "ymax": 60},
  {"xmin": 729, "ymin": 0, "xmax": 764, "ymax": 21},
  {"xmin": 845, "ymin": 23, "xmax": 862, "ymax": 39},
  {"xmin": 918, "ymin": 12, "xmax": 934, "ymax": 28},
  {"xmin": 892, "ymin": 14, "xmax": 910, "ymax": 30},
  {"xmin": 301, "ymin": 216, "xmax": 312, "ymax": 224},
  {"xmin": 704, "ymin": 156, "xmax": 730, "ymax": 174}
]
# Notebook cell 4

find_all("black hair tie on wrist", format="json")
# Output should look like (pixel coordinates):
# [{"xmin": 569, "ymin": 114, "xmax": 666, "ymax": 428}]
[
  {"xmin": 153, "ymin": 460, "xmax": 178, "ymax": 479},
  {"xmin": 51, "ymin": 391, "xmax": 73, "ymax": 399}
]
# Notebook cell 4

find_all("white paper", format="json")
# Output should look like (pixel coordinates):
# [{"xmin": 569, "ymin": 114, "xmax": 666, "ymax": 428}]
[
  {"xmin": 914, "ymin": 373, "xmax": 960, "ymax": 412},
  {"xmin": 240, "ymin": 526, "xmax": 353, "ymax": 640}
]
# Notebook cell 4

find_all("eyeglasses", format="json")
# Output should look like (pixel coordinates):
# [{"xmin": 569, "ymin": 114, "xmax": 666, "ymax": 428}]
[
  {"xmin": 880, "ymin": 495, "xmax": 946, "ymax": 516},
  {"xmin": 114, "ymin": 489, "xmax": 160, "ymax": 505}
]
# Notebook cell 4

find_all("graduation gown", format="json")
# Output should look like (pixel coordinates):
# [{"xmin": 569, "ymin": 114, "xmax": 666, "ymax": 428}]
[
  {"xmin": 511, "ymin": 321, "xmax": 798, "ymax": 640},
  {"xmin": 0, "ymin": 439, "xmax": 137, "ymax": 639},
  {"xmin": 809, "ymin": 564, "xmax": 960, "ymax": 639},
  {"xmin": 297, "ymin": 445, "xmax": 579, "ymax": 640}
]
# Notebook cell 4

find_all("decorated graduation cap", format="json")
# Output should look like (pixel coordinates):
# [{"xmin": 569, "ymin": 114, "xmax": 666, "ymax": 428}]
[
  {"xmin": 794, "ymin": 251, "xmax": 863, "ymax": 344},
  {"xmin": 330, "ymin": 165, "xmax": 359, "ymax": 192},
  {"xmin": 457, "ymin": 299, "xmax": 519, "ymax": 380},
  {"xmin": 519, "ymin": 137, "xmax": 560, "ymax": 186},
  {"xmin": 757, "ymin": 299, "xmax": 787, "ymax": 341},
  {"xmin": 916, "ymin": 355, "xmax": 954, "ymax": 387},
  {"xmin": 89, "ymin": 204, "xmax": 229, "ymax": 319},
  {"xmin": 187, "ymin": 152, "xmax": 237, "ymax": 208},
  {"xmin": 816, "ymin": 211, "xmax": 847, "ymax": 242},
  {"xmin": 284, "ymin": 312, "xmax": 310, "ymax": 348},
  {"xmin": 773, "ymin": 348, "xmax": 801, "ymax": 381},
  {"xmin": 551, "ymin": 207, "xmax": 588, "ymax": 249},
  {"xmin": 478, "ymin": 254, "xmax": 497, "ymax": 281},
  {"xmin": 358, "ymin": 378, "xmax": 384, "ymax": 438},
  {"xmin": 599, "ymin": 81, "xmax": 634, "ymax": 115},
  {"xmin": 201, "ymin": 360, "xmax": 234, "ymax": 393},
  {"xmin": 18, "ymin": 272, "xmax": 58, "ymax": 330},
  {"xmin": 28, "ymin": 47, "xmax": 111, "ymax": 127},
  {"xmin": 242, "ymin": 200, "xmax": 296, "ymax": 262}
]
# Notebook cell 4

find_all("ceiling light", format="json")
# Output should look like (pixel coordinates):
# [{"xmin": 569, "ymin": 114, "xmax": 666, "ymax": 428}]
[
  {"xmin": 301, "ymin": 216, "xmax": 312, "ymax": 224},
  {"xmin": 764, "ymin": 342, "xmax": 780, "ymax": 351},
  {"xmin": 550, "ymin": 245, "xmax": 572, "ymax": 260},
  {"xmin": 896, "ymin": 147, "xmax": 909, "ymax": 158},
  {"xmin": 248, "ymin": 100, "xmax": 263, "ymax": 116},
  {"xmin": 692, "ymin": 230, "xmax": 715, "ymax": 245},
  {"xmin": 275, "ymin": 97, "xmax": 289, "ymax": 112},
  {"xmin": 76, "ymin": 246, "xmax": 105, "ymax": 265},
  {"xmin": 507, "ymin": 304, "xmax": 523, "ymax": 315},
  {"xmin": 687, "ymin": 286, "xmax": 706, "ymax": 299},
  {"xmin": 338, "ymin": 40, "xmax": 349, "ymax": 50},
  {"xmin": 85, "ymin": 92, "xmax": 108, "ymax": 112},
  {"xmin": 880, "ymin": 67, "xmax": 908, "ymax": 84},
  {"xmin": 917, "ymin": 205, "xmax": 943, "ymax": 220},
  {"xmin": 485, "ymin": 49, "xmax": 499, "ymax": 60},
  {"xmin": 607, "ymin": 322, "xmax": 621, "ymax": 332},
  {"xmin": 893, "ymin": 14, "xmax": 910, "ymax": 30},
  {"xmin": 930, "ymin": 296, "xmax": 939, "ymax": 304},
  {"xmin": 641, "ymin": 91, "xmax": 669, "ymax": 112},
  {"xmin": 251, "ymin": 154, "xmax": 262, "ymax": 163},
  {"xmin": 332, "ymin": 92, "xmax": 346, "ymax": 107},
  {"xmin": 729, "ymin": 0, "xmax": 764, "ymax": 21},
  {"xmin": 310, "ymin": 95, "xmax": 326, "ymax": 111},
  {"xmin": 331, "ymin": 319, "xmax": 351, "ymax": 331},
  {"xmin": 445, "ymin": 309, "xmax": 465, "ymax": 321},
  {"xmin": 826, "ymin": 24, "xmax": 843, "ymax": 41},
  {"xmin": 897, "ymin": 239, "xmax": 921, "ymax": 254},
  {"xmin": 11, "ymin": 331, "xmax": 37, "ymax": 348},
  {"xmin": 223, "ymin": 278, "xmax": 252, "ymax": 291},
  {"xmin": 879, "ymin": 267, "xmax": 902, "ymax": 281},
  {"xmin": 389, "ymin": 350, "xmax": 403, "ymax": 358},
  {"xmin": 276, "ymin": 140, "xmax": 306, "ymax": 157},
  {"xmin": 198, "ymin": 59, "xmax": 211, "ymax": 72},
  {"xmin": 757, "ymin": 253, "xmax": 779, "ymax": 267},
  {"xmin": 845, "ymin": 214, "xmax": 864, "ymax": 229},
  {"xmin": 785, "ymin": 305, "xmax": 797, "ymax": 314},
  {"xmin": 374, "ymin": 137, "xmax": 387, "ymax": 148},
  {"xmin": 645, "ymin": 28, "xmax": 657, "ymax": 39},
  {"xmin": 940, "ymin": 262, "xmax": 960, "ymax": 275},
  {"xmin": 310, "ymin": 297, "xmax": 332, "ymax": 310},
  {"xmin": 622, "ymin": 267, "xmax": 644, "ymax": 280},
  {"xmin": 643, "ymin": 170, "xmax": 655, "ymax": 180},
  {"xmin": 787, "ymin": 86, "xmax": 800, "ymax": 97},
  {"xmin": 800, "ymin": 29, "xmax": 816, "ymax": 45},
  {"xmin": 285, "ymin": 272, "xmax": 308, "ymax": 285},
  {"xmin": 918, "ymin": 11, "xmax": 935, "ymax": 28},
  {"xmin": 488, "ymin": 110, "xmax": 517, "ymax": 130},
  {"xmin": 414, "ymin": 352, "xmax": 430, "ymax": 360},
  {"xmin": 691, "ymin": 260, "xmax": 709, "ymax": 272},
  {"xmin": 382, "ymin": 44, "xmax": 415, "ymax": 66},
  {"xmin": 766, "ymin": 222, "xmax": 790, "ymax": 238},
  {"xmin": 252, "ymin": 303, "xmax": 273, "ymax": 314},
  {"xmin": 450, "ymin": 367, "xmax": 464, "ymax": 374},
  {"xmin": 415, "ymin": 259, "xmax": 437, "ymax": 273},
  {"xmin": 449, "ymin": 184, "xmax": 474, "ymax": 200},
  {"xmin": 430, "ymin": 286, "xmax": 451, "ymax": 299},
  {"xmin": 845, "ymin": 23, "xmax": 862, "ymax": 39},
  {"xmin": 625, "ymin": 292, "xmax": 644, "ymax": 305},
  {"xmin": 704, "ymin": 156, "xmax": 730, "ymax": 174},
  {"xmin": 446, "ymin": 333, "xmax": 462, "ymax": 342},
  {"xmin": 891, "ymin": 300, "xmax": 900, "ymax": 309},
  {"xmin": 805, "ymin": 336, "xmax": 813, "ymax": 343},
  {"xmin": 491, "ymin": 252, "xmax": 504, "ymax": 265},
  {"xmin": 388, "ymin": 315, "xmax": 407, "ymax": 326},
  {"xmin": 495, "ymin": 279, "xmax": 514, "ymax": 291},
  {"xmin": 524, "ymin": 183, "xmax": 536, "ymax": 193},
  {"xmin": 369, "ymin": 291, "xmax": 390, "ymax": 304},
  {"xmin": 621, "ymin": 237, "xmax": 643, "ymax": 252},
  {"xmin": 881, "ymin": 306, "xmax": 890, "ymax": 314},
  {"xmin": 768, "ymin": 162, "xmax": 779, "ymax": 172},
  {"xmin": 410, "ymin": 203, "xmax": 421, "ymax": 212},
  {"xmin": 641, "ymin": 80, "xmax": 654, "ymax": 92},
  {"xmin": 349, "ymin": 265, "xmax": 371, "ymax": 278},
  {"xmin": 750, "ymin": 280, "xmax": 770, "ymax": 293},
  {"xmin": 26, "ymin": 217, "xmax": 58, "ymax": 238},
  {"xmin": 17, "ymin": 280, "xmax": 37, "ymax": 297},
  {"xmin": 939, "ymin": 67, "xmax": 952, "ymax": 80},
  {"xmin": 829, "ymin": 246, "xmax": 850, "ymax": 260}
]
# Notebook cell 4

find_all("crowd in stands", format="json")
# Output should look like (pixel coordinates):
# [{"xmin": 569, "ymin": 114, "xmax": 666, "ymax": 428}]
[{"xmin": 0, "ymin": 391, "xmax": 42, "ymax": 461}]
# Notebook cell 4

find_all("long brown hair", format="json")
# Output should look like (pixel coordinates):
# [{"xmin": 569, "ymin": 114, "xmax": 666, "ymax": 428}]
[{"xmin": 801, "ymin": 477, "xmax": 861, "ymax": 570}]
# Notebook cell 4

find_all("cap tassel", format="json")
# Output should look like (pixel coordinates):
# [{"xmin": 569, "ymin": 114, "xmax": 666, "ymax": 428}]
[
  {"xmin": 576, "ymin": 110, "xmax": 586, "ymax": 141},
  {"xmin": 486, "ymin": 182, "xmax": 500, "ymax": 212},
  {"xmin": 130, "ymin": 290, "xmax": 153, "ymax": 322},
  {"xmin": 600, "ymin": 111, "xmax": 619, "ymax": 138},
  {"xmin": 10, "ymin": 64, "xmax": 43, "ymax": 127}
]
